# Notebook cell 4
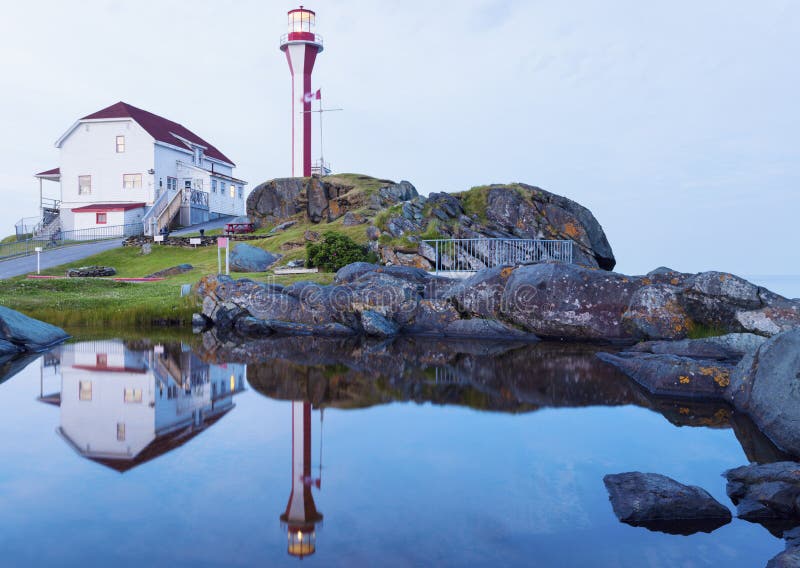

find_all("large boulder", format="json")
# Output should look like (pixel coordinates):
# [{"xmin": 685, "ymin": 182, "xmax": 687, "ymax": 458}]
[
  {"xmin": 483, "ymin": 184, "xmax": 616, "ymax": 270},
  {"xmin": 247, "ymin": 176, "xmax": 417, "ymax": 228},
  {"xmin": 603, "ymin": 472, "xmax": 731, "ymax": 535},
  {"xmin": 727, "ymin": 329, "xmax": 800, "ymax": 456},
  {"xmin": 725, "ymin": 462, "xmax": 800, "ymax": 536},
  {"xmin": 0, "ymin": 306, "xmax": 69, "ymax": 351},
  {"xmin": 499, "ymin": 263, "xmax": 642, "ymax": 339},
  {"xmin": 229, "ymin": 244, "xmax": 280, "ymax": 273}
]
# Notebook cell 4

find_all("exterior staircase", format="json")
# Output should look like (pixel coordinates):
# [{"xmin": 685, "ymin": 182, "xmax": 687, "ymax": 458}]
[{"xmin": 143, "ymin": 189, "xmax": 183, "ymax": 236}]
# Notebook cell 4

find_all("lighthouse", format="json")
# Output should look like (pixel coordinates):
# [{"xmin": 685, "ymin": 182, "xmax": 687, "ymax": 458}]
[
  {"xmin": 280, "ymin": 6, "xmax": 324, "ymax": 178},
  {"xmin": 280, "ymin": 401, "xmax": 323, "ymax": 558}
]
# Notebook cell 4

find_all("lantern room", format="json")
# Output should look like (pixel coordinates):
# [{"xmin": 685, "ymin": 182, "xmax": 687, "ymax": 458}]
[{"xmin": 280, "ymin": 6, "xmax": 324, "ymax": 50}]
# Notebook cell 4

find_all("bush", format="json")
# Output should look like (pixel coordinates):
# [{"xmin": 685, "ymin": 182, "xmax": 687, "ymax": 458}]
[{"xmin": 306, "ymin": 231, "xmax": 377, "ymax": 272}]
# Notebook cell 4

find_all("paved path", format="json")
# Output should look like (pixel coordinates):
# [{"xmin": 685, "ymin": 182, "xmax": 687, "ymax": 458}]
[
  {"xmin": 172, "ymin": 216, "xmax": 239, "ymax": 236},
  {"xmin": 0, "ymin": 239, "xmax": 123, "ymax": 280}
]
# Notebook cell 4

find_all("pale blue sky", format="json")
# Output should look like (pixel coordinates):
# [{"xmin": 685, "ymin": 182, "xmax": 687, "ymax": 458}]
[{"xmin": 0, "ymin": 0, "xmax": 797, "ymax": 275}]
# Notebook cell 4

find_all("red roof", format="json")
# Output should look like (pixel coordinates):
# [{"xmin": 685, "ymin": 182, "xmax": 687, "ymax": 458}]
[
  {"xmin": 72, "ymin": 203, "xmax": 146, "ymax": 213},
  {"xmin": 81, "ymin": 102, "xmax": 235, "ymax": 166},
  {"xmin": 35, "ymin": 168, "xmax": 60, "ymax": 177}
]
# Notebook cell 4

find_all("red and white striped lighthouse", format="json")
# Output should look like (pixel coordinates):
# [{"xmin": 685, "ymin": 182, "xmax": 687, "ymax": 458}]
[{"xmin": 280, "ymin": 6, "xmax": 324, "ymax": 178}]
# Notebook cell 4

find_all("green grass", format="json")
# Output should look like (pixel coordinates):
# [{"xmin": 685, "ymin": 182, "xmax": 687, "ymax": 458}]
[
  {"xmin": 687, "ymin": 323, "xmax": 729, "ymax": 340},
  {"xmin": 0, "ymin": 237, "xmax": 339, "ymax": 330},
  {"xmin": 456, "ymin": 186, "xmax": 491, "ymax": 221},
  {"xmin": 0, "ymin": 278, "xmax": 199, "ymax": 332},
  {"xmin": 1, "ymin": 234, "xmax": 29, "ymax": 244}
]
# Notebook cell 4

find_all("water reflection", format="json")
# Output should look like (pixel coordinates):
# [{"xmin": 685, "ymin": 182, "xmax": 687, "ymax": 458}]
[
  {"xmin": 9, "ymin": 335, "xmax": 790, "ymax": 565},
  {"xmin": 38, "ymin": 340, "xmax": 246, "ymax": 472},
  {"xmin": 282, "ymin": 401, "xmax": 323, "ymax": 558}
]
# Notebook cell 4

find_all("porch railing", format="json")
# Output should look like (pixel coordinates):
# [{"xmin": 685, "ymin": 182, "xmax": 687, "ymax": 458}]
[
  {"xmin": 0, "ymin": 223, "xmax": 143, "ymax": 262},
  {"xmin": 423, "ymin": 238, "xmax": 574, "ymax": 273}
]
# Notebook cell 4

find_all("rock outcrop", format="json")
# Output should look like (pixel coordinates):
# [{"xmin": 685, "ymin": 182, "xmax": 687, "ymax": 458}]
[
  {"xmin": 246, "ymin": 176, "xmax": 418, "ymax": 227},
  {"xmin": 198, "ymin": 262, "xmax": 800, "ymax": 343},
  {"xmin": 603, "ymin": 472, "xmax": 731, "ymax": 535},
  {"xmin": 727, "ymin": 329, "xmax": 800, "ymax": 456},
  {"xmin": 725, "ymin": 462, "xmax": 800, "ymax": 537}
]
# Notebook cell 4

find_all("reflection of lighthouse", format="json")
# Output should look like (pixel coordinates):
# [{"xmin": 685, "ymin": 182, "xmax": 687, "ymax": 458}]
[
  {"xmin": 281, "ymin": 401, "xmax": 323, "ymax": 558},
  {"xmin": 280, "ymin": 6, "xmax": 324, "ymax": 177}
]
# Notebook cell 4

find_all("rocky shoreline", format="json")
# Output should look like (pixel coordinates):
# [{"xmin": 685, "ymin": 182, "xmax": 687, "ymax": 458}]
[{"xmin": 197, "ymin": 262, "xmax": 800, "ymax": 342}]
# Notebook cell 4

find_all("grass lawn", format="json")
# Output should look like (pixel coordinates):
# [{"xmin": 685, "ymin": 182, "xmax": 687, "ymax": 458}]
[{"xmin": 0, "ymin": 239, "xmax": 336, "ymax": 332}]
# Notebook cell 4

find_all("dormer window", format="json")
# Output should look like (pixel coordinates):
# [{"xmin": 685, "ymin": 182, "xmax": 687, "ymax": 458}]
[
  {"xmin": 193, "ymin": 147, "xmax": 204, "ymax": 165},
  {"xmin": 116, "ymin": 136, "xmax": 125, "ymax": 153}
]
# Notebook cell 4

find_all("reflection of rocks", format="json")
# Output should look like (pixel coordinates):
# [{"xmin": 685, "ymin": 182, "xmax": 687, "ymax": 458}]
[
  {"xmin": 603, "ymin": 472, "xmax": 731, "ymax": 535},
  {"xmin": 197, "ymin": 333, "xmax": 762, "ymax": 443}
]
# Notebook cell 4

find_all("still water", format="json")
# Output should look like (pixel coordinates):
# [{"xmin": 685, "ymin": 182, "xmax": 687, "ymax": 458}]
[{"xmin": 0, "ymin": 332, "xmax": 788, "ymax": 568}]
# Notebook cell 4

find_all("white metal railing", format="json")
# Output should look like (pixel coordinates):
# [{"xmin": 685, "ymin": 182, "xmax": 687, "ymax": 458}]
[
  {"xmin": 423, "ymin": 238, "xmax": 574, "ymax": 273},
  {"xmin": 0, "ymin": 223, "xmax": 143, "ymax": 261},
  {"xmin": 311, "ymin": 159, "xmax": 331, "ymax": 176},
  {"xmin": 279, "ymin": 33, "xmax": 324, "ymax": 47}
]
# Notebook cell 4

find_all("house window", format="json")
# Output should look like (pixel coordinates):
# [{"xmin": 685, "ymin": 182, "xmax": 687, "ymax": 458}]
[
  {"xmin": 185, "ymin": 180, "xmax": 192, "ymax": 190},
  {"xmin": 229, "ymin": 184, "xmax": 235, "ymax": 198},
  {"xmin": 79, "ymin": 381, "xmax": 92, "ymax": 401},
  {"xmin": 167, "ymin": 177, "xmax": 177, "ymax": 191},
  {"xmin": 96, "ymin": 213, "xmax": 107, "ymax": 225},
  {"xmin": 123, "ymin": 174, "xmax": 142, "ymax": 189},
  {"xmin": 117, "ymin": 423, "xmax": 126, "ymax": 442},
  {"xmin": 116, "ymin": 135, "xmax": 125, "ymax": 153},
  {"xmin": 211, "ymin": 180, "xmax": 217, "ymax": 193},
  {"xmin": 124, "ymin": 388, "xmax": 142, "ymax": 403},
  {"xmin": 237, "ymin": 186, "xmax": 243, "ymax": 199},
  {"xmin": 78, "ymin": 175, "xmax": 92, "ymax": 195}
]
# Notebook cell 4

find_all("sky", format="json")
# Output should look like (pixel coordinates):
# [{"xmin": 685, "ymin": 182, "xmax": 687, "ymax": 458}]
[{"xmin": 0, "ymin": 0, "xmax": 797, "ymax": 276}]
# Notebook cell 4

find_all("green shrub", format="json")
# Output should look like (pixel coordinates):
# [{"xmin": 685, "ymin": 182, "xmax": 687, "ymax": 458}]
[{"xmin": 306, "ymin": 231, "xmax": 377, "ymax": 272}]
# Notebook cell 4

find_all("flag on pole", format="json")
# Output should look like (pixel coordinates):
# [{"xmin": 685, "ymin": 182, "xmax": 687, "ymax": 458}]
[{"xmin": 303, "ymin": 89, "xmax": 322, "ymax": 104}]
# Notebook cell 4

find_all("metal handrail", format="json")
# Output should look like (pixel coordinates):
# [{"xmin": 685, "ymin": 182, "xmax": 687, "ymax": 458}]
[
  {"xmin": 279, "ymin": 33, "xmax": 323, "ymax": 47},
  {"xmin": 0, "ymin": 223, "xmax": 143, "ymax": 262},
  {"xmin": 422, "ymin": 238, "xmax": 574, "ymax": 274}
]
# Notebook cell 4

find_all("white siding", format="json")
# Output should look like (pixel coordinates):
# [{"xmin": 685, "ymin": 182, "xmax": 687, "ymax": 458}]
[{"xmin": 59, "ymin": 120, "xmax": 155, "ymax": 210}]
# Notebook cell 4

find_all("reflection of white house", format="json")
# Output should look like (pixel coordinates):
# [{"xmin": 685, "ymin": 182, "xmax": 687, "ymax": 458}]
[
  {"xmin": 39, "ymin": 340, "xmax": 246, "ymax": 472},
  {"xmin": 33, "ymin": 102, "xmax": 247, "ymax": 239}
]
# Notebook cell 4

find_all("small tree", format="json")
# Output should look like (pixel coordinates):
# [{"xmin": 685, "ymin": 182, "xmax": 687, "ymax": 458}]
[{"xmin": 306, "ymin": 231, "xmax": 376, "ymax": 272}]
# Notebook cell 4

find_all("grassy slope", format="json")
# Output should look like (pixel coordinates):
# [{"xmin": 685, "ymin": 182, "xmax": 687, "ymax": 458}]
[{"xmin": 0, "ymin": 174, "xmax": 404, "ymax": 330}]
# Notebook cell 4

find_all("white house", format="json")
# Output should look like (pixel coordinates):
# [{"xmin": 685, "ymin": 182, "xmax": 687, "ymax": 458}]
[
  {"xmin": 35, "ymin": 101, "xmax": 248, "ymax": 238},
  {"xmin": 39, "ymin": 340, "xmax": 247, "ymax": 472}
]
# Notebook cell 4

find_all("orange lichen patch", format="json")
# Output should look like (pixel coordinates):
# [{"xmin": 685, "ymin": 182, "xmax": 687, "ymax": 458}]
[
  {"xmin": 679, "ymin": 407, "xmax": 691, "ymax": 415},
  {"xmin": 500, "ymin": 267, "xmax": 514, "ymax": 279},
  {"xmin": 679, "ymin": 376, "xmax": 691, "ymax": 384},
  {"xmin": 563, "ymin": 222, "xmax": 582, "ymax": 239},
  {"xmin": 641, "ymin": 278, "xmax": 652, "ymax": 286},
  {"xmin": 328, "ymin": 200, "xmax": 343, "ymax": 218},
  {"xmin": 670, "ymin": 278, "xmax": 680, "ymax": 285},
  {"xmin": 714, "ymin": 374, "xmax": 731, "ymax": 388}
]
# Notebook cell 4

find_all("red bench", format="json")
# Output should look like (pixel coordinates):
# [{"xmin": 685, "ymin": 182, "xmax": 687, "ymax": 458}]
[{"xmin": 225, "ymin": 222, "xmax": 254, "ymax": 235}]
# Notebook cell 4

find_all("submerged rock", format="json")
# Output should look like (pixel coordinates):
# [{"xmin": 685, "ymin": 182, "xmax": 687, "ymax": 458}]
[{"xmin": 603, "ymin": 472, "xmax": 731, "ymax": 535}]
